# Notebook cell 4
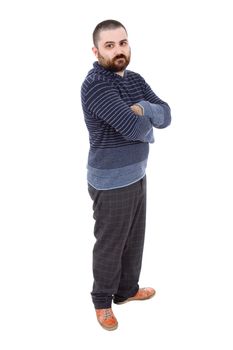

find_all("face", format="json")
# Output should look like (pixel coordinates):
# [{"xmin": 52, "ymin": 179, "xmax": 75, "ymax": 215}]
[{"xmin": 92, "ymin": 27, "xmax": 131, "ymax": 74}]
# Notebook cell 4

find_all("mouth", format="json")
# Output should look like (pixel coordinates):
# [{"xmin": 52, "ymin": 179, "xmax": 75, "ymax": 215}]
[
  {"xmin": 115, "ymin": 58, "xmax": 125, "ymax": 64},
  {"xmin": 115, "ymin": 56, "xmax": 126, "ymax": 61}
]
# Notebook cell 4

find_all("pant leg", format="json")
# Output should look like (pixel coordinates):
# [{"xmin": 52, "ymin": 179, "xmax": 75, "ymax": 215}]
[
  {"xmin": 88, "ymin": 178, "xmax": 146, "ymax": 309},
  {"xmin": 114, "ymin": 176, "xmax": 147, "ymax": 303}
]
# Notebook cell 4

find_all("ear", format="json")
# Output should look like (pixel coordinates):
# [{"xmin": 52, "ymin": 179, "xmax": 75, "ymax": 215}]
[{"xmin": 92, "ymin": 47, "xmax": 98, "ymax": 58}]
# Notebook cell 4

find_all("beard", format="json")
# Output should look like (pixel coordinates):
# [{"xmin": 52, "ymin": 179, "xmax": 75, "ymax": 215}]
[{"xmin": 97, "ymin": 51, "xmax": 131, "ymax": 72}]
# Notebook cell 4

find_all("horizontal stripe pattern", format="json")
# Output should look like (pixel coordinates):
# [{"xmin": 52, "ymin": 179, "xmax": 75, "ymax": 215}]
[{"xmin": 81, "ymin": 62, "xmax": 168, "ymax": 189}]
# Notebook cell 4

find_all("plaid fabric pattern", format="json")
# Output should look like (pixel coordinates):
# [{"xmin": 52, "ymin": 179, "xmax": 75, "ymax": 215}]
[{"xmin": 88, "ymin": 176, "xmax": 147, "ymax": 309}]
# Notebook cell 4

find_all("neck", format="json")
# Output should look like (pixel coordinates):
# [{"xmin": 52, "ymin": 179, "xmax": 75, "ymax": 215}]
[{"xmin": 116, "ymin": 70, "xmax": 124, "ymax": 77}]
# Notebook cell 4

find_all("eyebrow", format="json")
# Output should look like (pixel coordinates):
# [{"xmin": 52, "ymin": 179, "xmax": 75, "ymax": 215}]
[{"xmin": 104, "ymin": 39, "xmax": 128, "ymax": 45}]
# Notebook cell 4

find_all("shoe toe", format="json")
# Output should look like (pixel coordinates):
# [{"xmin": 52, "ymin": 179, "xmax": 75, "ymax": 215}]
[{"xmin": 96, "ymin": 308, "xmax": 118, "ymax": 331}]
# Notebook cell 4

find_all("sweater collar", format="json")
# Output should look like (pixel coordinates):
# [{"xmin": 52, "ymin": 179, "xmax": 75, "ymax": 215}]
[{"xmin": 92, "ymin": 61, "xmax": 126, "ymax": 79}]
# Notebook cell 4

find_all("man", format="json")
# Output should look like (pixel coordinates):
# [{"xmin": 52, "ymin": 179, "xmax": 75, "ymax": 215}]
[{"xmin": 81, "ymin": 19, "xmax": 171, "ymax": 331}]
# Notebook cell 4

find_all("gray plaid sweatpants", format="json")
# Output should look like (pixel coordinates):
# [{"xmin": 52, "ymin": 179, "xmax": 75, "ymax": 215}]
[{"xmin": 88, "ymin": 176, "xmax": 147, "ymax": 309}]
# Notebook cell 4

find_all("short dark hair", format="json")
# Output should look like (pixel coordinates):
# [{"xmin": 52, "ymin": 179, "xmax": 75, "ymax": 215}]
[{"xmin": 93, "ymin": 19, "xmax": 127, "ymax": 48}]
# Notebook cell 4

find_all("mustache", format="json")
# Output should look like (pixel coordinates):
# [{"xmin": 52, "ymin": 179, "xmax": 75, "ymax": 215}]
[{"xmin": 114, "ymin": 54, "xmax": 127, "ymax": 60}]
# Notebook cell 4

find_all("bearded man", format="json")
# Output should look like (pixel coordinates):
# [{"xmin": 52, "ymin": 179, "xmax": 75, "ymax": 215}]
[{"xmin": 81, "ymin": 19, "xmax": 171, "ymax": 331}]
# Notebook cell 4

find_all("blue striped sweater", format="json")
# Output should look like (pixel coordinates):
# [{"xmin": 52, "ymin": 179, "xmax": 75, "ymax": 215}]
[{"xmin": 81, "ymin": 62, "xmax": 171, "ymax": 190}]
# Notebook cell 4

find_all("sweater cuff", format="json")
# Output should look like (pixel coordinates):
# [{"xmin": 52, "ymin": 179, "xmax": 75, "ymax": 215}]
[{"xmin": 136, "ymin": 100, "xmax": 165, "ymax": 128}]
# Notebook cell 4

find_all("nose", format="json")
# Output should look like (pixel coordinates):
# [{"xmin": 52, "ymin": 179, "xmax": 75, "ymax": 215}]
[{"xmin": 114, "ymin": 45, "xmax": 125, "ymax": 56}]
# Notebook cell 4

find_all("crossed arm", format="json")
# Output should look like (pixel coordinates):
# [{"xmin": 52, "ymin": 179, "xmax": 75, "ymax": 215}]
[
  {"xmin": 84, "ymin": 79, "xmax": 171, "ymax": 143},
  {"xmin": 130, "ymin": 100, "xmax": 171, "ymax": 143},
  {"xmin": 131, "ymin": 101, "xmax": 171, "ymax": 129},
  {"xmin": 130, "ymin": 104, "xmax": 154, "ymax": 143}
]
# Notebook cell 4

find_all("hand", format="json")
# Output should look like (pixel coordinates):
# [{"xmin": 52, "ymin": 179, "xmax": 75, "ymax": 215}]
[{"xmin": 130, "ymin": 104, "xmax": 144, "ymax": 116}]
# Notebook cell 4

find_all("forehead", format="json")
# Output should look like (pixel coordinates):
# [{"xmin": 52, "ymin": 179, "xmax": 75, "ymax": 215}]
[{"xmin": 98, "ymin": 27, "xmax": 128, "ymax": 44}]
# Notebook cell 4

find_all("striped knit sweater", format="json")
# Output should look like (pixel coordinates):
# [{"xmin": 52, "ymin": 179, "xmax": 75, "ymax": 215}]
[{"xmin": 81, "ymin": 61, "xmax": 171, "ymax": 190}]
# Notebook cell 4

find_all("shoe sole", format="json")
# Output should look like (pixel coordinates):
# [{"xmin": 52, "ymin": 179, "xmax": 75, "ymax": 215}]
[
  {"xmin": 98, "ymin": 320, "xmax": 118, "ymax": 331},
  {"xmin": 115, "ymin": 290, "xmax": 156, "ymax": 305}
]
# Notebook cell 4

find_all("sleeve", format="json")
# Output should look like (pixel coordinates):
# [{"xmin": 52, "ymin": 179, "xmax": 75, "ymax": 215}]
[
  {"xmin": 84, "ymin": 80, "xmax": 154, "ymax": 143},
  {"xmin": 136, "ymin": 100, "xmax": 171, "ymax": 129},
  {"xmin": 136, "ymin": 76, "xmax": 172, "ymax": 129}
]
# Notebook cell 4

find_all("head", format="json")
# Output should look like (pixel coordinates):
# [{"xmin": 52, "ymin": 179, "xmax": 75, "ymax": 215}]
[{"xmin": 92, "ymin": 20, "xmax": 131, "ymax": 75}]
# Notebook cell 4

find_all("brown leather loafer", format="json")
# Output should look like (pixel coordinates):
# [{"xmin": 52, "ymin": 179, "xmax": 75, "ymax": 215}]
[{"xmin": 95, "ymin": 308, "xmax": 118, "ymax": 331}]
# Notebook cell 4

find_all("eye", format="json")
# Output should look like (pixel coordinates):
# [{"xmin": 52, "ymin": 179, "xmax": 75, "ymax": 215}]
[
  {"xmin": 105, "ymin": 43, "xmax": 114, "ymax": 49},
  {"xmin": 120, "ymin": 41, "xmax": 128, "ymax": 46}
]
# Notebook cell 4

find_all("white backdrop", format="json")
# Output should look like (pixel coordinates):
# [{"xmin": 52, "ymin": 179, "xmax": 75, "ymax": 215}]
[{"xmin": 1, "ymin": 0, "xmax": 233, "ymax": 349}]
